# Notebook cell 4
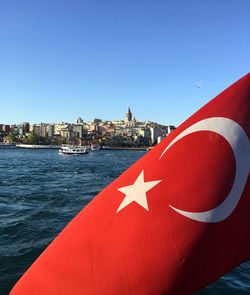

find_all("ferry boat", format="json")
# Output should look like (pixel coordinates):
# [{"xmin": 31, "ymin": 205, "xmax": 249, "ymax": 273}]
[{"xmin": 59, "ymin": 145, "xmax": 89, "ymax": 155}]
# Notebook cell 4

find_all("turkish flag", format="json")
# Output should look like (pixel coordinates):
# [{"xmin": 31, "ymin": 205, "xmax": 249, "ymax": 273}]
[{"xmin": 10, "ymin": 73, "xmax": 250, "ymax": 294}]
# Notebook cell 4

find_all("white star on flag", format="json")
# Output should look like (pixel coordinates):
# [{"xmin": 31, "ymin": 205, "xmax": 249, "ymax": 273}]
[{"xmin": 116, "ymin": 170, "xmax": 162, "ymax": 212}]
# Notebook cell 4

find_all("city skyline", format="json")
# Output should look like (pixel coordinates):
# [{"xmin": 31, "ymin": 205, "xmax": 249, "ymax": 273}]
[
  {"xmin": 1, "ymin": 1, "xmax": 249, "ymax": 125},
  {"xmin": 1, "ymin": 106, "xmax": 175, "ymax": 148},
  {"xmin": 1, "ymin": 107, "xmax": 171, "ymax": 126}
]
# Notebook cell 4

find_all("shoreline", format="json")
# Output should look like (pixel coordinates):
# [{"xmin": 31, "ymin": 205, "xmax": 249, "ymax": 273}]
[
  {"xmin": 16, "ymin": 144, "xmax": 61, "ymax": 149},
  {"xmin": 1, "ymin": 144, "xmax": 152, "ymax": 151},
  {"xmin": 102, "ymin": 147, "xmax": 149, "ymax": 151}
]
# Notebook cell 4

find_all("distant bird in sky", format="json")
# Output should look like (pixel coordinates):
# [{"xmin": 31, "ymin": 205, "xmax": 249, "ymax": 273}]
[{"xmin": 191, "ymin": 79, "xmax": 204, "ymax": 88}]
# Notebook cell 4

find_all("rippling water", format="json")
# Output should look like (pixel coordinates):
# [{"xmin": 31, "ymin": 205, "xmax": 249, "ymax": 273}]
[{"xmin": 0, "ymin": 149, "xmax": 249, "ymax": 294}]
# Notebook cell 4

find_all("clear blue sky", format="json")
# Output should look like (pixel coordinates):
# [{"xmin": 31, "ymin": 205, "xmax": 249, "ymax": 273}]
[{"xmin": 0, "ymin": 0, "xmax": 249, "ymax": 126}]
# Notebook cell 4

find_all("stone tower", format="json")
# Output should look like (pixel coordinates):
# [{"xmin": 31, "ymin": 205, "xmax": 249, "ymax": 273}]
[{"xmin": 125, "ymin": 107, "xmax": 132, "ymax": 122}]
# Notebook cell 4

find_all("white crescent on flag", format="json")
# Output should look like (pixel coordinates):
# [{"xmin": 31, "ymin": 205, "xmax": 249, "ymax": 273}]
[{"xmin": 160, "ymin": 117, "xmax": 250, "ymax": 223}]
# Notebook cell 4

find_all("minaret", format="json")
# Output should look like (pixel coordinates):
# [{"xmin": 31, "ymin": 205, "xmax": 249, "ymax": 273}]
[{"xmin": 125, "ymin": 107, "xmax": 132, "ymax": 122}]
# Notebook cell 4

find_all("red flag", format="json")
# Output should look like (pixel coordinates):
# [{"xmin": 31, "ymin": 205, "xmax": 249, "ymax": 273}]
[{"xmin": 10, "ymin": 73, "xmax": 250, "ymax": 294}]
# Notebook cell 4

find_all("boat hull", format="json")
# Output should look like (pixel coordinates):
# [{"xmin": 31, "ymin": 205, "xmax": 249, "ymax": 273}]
[
  {"xmin": 59, "ymin": 150, "xmax": 89, "ymax": 155},
  {"xmin": 59, "ymin": 145, "xmax": 89, "ymax": 155}
]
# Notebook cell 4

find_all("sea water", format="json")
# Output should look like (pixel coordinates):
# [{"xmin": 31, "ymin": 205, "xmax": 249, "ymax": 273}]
[{"xmin": 0, "ymin": 149, "xmax": 249, "ymax": 294}]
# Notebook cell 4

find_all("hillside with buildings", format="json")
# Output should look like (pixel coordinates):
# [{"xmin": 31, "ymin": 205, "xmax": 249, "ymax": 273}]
[{"xmin": 0, "ymin": 108, "xmax": 176, "ymax": 147}]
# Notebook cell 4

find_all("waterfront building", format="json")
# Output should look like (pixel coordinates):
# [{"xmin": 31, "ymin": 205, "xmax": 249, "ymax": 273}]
[
  {"xmin": 31, "ymin": 124, "xmax": 41, "ymax": 136},
  {"xmin": 150, "ymin": 126, "xmax": 162, "ymax": 144},
  {"xmin": 17, "ymin": 123, "xmax": 29, "ymax": 136},
  {"xmin": 18, "ymin": 124, "xmax": 25, "ymax": 136},
  {"xmin": 112, "ymin": 120, "xmax": 124, "ymax": 125},
  {"xmin": 46, "ymin": 124, "xmax": 55, "ymax": 137},
  {"xmin": 73, "ymin": 125, "xmax": 84, "ymax": 138},
  {"xmin": 54, "ymin": 123, "xmax": 69, "ymax": 135},
  {"xmin": 89, "ymin": 123, "xmax": 99, "ymax": 132},
  {"xmin": 60, "ymin": 129, "xmax": 72, "ymax": 139},
  {"xmin": 2, "ymin": 125, "xmax": 10, "ymax": 133},
  {"xmin": 138, "ymin": 127, "xmax": 151, "ymax": 139},
  {"xmin": 105, "ymin": 123, "xmax": 116, "ymax": 135},
  {"xmin": 40, "ymin": 124, "xmax": 49, "ymax": 138},
  {"xmin": 23, "ymin": 122, "xmax": 30, "ymax": 134},
  {"xmin": 10, "ymin": 125, "xmax": 17, "ymax": 132}
]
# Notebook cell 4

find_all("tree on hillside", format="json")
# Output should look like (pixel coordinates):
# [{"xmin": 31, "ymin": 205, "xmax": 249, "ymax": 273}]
[
  {"xmin": 6, "ymin": 132, "xmax": 16, "ymax": 143},
  {"xmin": 27, "ymin": 131, "xmax": 39, "ymax": 144},
  {"xmin": 54, "ymin": 137, "xmax": 64, "ymax": 145}
]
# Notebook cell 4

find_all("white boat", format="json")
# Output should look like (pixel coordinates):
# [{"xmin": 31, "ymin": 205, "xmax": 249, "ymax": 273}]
[
  {"xmin": 90, "ymin": 145, "xmax": 100, "ymax": 151},
  {"xmin": 59, "ymin": 145, "xmax": 89, "ymax": 155}
]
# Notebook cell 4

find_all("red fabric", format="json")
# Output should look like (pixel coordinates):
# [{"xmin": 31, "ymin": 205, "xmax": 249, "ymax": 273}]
[{"xmin": 10, "ymin": 73, "xmax": 250, "ymax": 294}]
